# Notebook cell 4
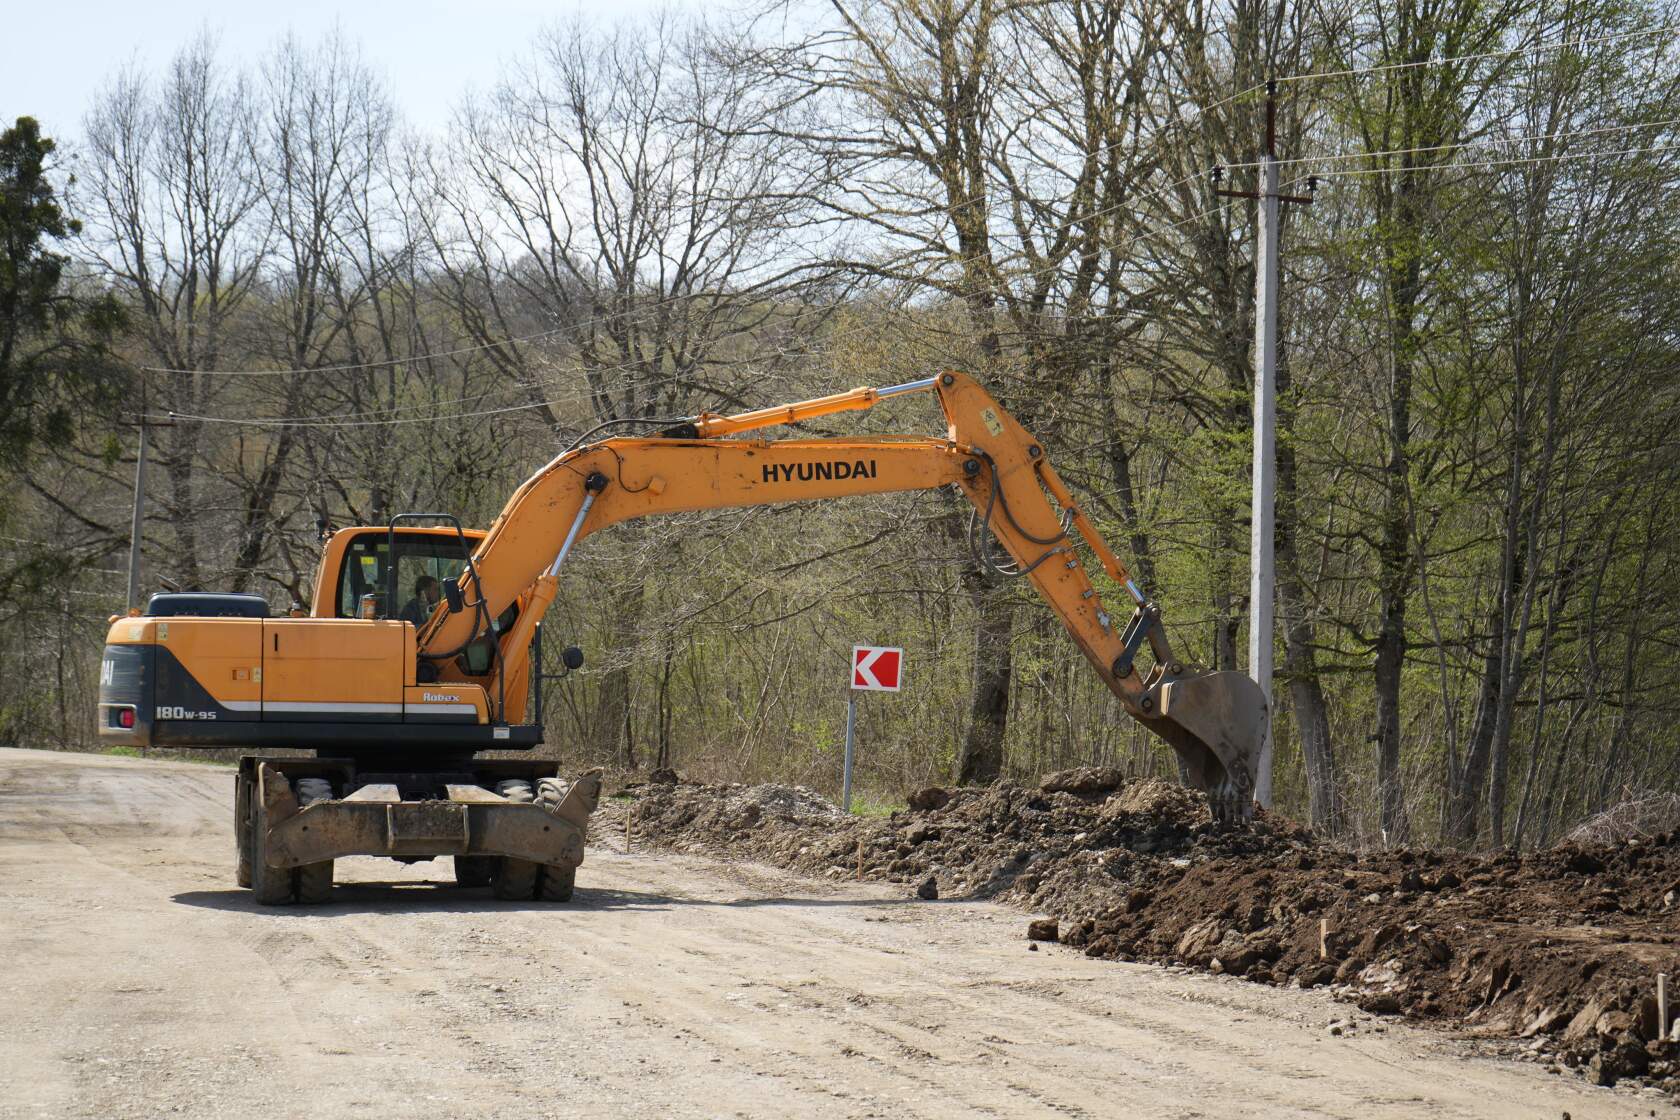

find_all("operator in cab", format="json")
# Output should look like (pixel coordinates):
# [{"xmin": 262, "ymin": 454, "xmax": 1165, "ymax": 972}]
[{"xmin": 399, "ymin": 574, "xmax": 440, "ymax": 629}]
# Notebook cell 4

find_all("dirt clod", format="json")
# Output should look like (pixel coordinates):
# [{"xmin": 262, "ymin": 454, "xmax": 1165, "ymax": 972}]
[
  {"xmin": 1358, "ymin": 992, "xmax": 1403, "ymax": 1015},
  {"xmin": 907, "ymin": 786, "xmax": 952, "ymax": 812},
  {"xmin": 1040, "ymin": 767, "xmax": 1124, "ymax": 798},
  {"xmin": 1027, "ymin": 918, "xmax": 1059, "ymax": 942}
]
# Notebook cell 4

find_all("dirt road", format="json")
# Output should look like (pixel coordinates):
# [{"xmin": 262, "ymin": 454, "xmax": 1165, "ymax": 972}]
[{"xmin": 0, "ymin": 749, "xmax": 1660, "ymax": 1119}]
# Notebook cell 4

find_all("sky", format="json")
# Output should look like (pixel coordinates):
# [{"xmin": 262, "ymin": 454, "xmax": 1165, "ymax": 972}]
[{"xmin": 2, "ymin": 0, "xmax": 690, "ymax": 142}]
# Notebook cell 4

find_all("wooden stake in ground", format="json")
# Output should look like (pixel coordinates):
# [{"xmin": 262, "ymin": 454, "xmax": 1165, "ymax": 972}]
[
  {"xmin": 856, "ymin": 838, "xmax": 865, "ymax": 880},
  {"xmin": 1319, "ymin": 919, "xmax": 1331, "ymax": 960},
  {"xmin": 1660, "ymin": 973, "xmax": 1670, "ymax": 1040}
]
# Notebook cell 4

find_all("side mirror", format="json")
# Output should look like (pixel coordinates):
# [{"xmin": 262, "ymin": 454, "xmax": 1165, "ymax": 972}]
[
  {"xmin": 561, "ymin": 646, "xmax": 585, "ymax": 671},
  {"xmin": 442, "ymin": 577, "xmax": 464, "ymax": 613}
]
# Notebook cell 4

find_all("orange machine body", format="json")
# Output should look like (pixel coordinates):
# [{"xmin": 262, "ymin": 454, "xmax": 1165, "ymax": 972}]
[{"xmin": 99, "ymin": 527, "xmax": 525, "ymax": 752}]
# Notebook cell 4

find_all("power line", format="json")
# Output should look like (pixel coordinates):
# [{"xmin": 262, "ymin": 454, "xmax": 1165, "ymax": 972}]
[
  {"xmin": 131, "ymin": 69, "xmax": 1260, "ymax": 386},
  {"xmin": 1219, "ymin": 117, "xmax": 1680, "ymax": 172},
  {"xmin": 139, "ymin": 135, "xmax": 1653, "ymax": 432},
  {"xmin": 127, "ymin": 170, "xmax": 1230, "ymax": 428},
  {"xmin": 139, "ymin": 326, "xmax": 570, "ymax": 377},
  {"xmin": 134, "ymin": 161, "xmax": 1212, "ymax": 384},
  {"xmin": 1272, "ymin": 22, "xmax": 1679, "ymax": 88},
  {"xmin": 147, "ymin": 196, "xmax": 1244, "ymax": 431},
  {"xmin": 159, "ymin": 391, "xmax": 587, "ymax": 429},
  {"xmin": 114, "ymin": 22, "xmax": 1680, "ymax": 388},
  {"xmin": 1282, "ymin": 140, "xmax": 1680, "ymax": 189}
]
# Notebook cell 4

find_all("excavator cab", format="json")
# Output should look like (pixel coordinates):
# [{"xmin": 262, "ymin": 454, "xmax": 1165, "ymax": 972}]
[{"xmin": 317, "ymin": 525, "xmax": 475, "ymax": 621}]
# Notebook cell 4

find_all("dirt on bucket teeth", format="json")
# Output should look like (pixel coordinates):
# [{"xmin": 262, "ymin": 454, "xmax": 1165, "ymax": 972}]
[{"xmin": 617, "ymin": 768, "xmax": 1680, "ymax": 1098}]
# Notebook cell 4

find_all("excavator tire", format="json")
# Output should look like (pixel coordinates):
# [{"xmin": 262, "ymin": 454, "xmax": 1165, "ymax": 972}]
[
  {"xmin": 492, "ymin": 857, "xmax": 539, "ymax": 901},
  {"xmin": 453, "ymin": 855, "xmax": 495, "ymax": 888},
  {"xmin": 296, "ymin": 860, "xmax": 334, "ymax": 904},
  {"xmin": 234, "ymin": 774, "xmax": 253, "ymax": 889},
  {"xmin": 537, "ymin": 865, "xmax": 575, "ymax": 902},
  {"xmin": 496, "ymin": 779, "xmax": 535, "ymax": 804},
  {"xmin": 295, "ymin": 777, "xmax": 334, "ymax": 806},
  {"xmin": 251, "ymin": 780, "xmax": 294, "ymax": 905}
]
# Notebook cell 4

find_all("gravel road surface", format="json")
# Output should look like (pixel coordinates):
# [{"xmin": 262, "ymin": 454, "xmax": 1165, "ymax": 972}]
[{"xmin": 0, "ymin": 748, "xmax": 1658, "ymax": 1119}]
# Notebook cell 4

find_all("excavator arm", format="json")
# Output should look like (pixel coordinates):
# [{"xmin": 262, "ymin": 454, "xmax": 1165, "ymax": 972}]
[{"xmin": 422, "ymin": 370, "xmax": 1265, "ymax": 820}]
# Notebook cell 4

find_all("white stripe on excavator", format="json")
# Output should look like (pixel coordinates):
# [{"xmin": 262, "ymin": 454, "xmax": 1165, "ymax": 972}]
[
  {"xmin": 219, "ymin": 700, "xmax": 477, "ymax": 715},
  {"xmin": 222, "ymin": 701, "xmax": 401, "ymax": 714}
]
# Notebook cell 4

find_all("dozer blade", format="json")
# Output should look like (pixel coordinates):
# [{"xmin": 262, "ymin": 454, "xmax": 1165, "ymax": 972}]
[{"xmin": 1137, "ymin": 669, "xmax": 1266, "ymax": 824}]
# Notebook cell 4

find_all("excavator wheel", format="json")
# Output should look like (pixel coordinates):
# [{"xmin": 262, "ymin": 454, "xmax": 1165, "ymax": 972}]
[
  {"xmin": 537, "ymin": 865, "xmax": 575, "ymax": 902},
  {"xmin": 234, "ymin": 774, "xmax": 253, "ymax": 889},
  {"xmin": 296, "ymin": 860, "xmax": 334, "ymax": 904},
  {"xmin": 251, "ymin": 832, "xmax": 294, "ymax": 905},
  {"xmin": 250, "ymin": 777, "xmax": 295, "ymax": 905},
  {"xmin": 492, "ymin": 857, "xmax": 540, "ymax": 901},
  {"xmin": 496, "ymin": 779, "xmax": 535, "ymax": 804},
  {"xmin": 295, "ymin": 777, "xmax": 334, "ymax": 806},
  {"xmin": 453, "ymin": 855, "xmax": 495, "ymax": 888}
]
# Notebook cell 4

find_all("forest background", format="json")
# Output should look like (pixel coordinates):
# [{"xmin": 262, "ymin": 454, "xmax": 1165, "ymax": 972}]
[{"xmin": 4, "ymin": 0, "xmax": 1678, "ymax": 850}]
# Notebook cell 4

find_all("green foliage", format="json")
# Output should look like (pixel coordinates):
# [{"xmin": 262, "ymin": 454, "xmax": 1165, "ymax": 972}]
[
  {"xmin": 848, "ymin": 795, "xmax": 904, "ymax": 818},
  {"xmin": 0, "ymin": 116, "xmax": 125, "ymax": 471}
]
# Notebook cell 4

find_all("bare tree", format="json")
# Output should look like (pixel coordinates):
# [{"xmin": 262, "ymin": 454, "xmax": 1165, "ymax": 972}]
[
  {"xmin": 218, "ymin": 32, "xmax": 397, "ymax": 592},
  {"xmin": 82, "ymin": 32, "xmax": 267, "ymax": 589},
  {"xmin": 420, "ymin": 14, "xmax": 834, "ymax": 766}
]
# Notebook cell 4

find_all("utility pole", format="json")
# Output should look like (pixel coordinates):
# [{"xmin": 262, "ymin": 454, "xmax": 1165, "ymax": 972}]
[
  {"xmin": 1214, "ymin": 81, "xmax": 1315, "ymax": 809},
  {"xmin": 126, "ymin": 413, "xmax": 149, "ymax": 613},
  {"xmin": 125, "ymin": 393, "xmax": 173, "ymax": 612}
]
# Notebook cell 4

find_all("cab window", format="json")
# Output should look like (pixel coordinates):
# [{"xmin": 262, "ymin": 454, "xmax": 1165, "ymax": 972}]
[{"xmin": 335, "ymin": 533, "xmax": 472, "ymax": 620}]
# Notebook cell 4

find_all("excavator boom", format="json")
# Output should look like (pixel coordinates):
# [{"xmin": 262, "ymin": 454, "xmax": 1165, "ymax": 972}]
[{"xmin": 421, "ymin": 370, "xmax": 1264, "ymax": 819}]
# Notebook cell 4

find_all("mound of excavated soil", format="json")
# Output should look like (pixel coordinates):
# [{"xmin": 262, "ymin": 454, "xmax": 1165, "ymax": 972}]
[{"xmin": 623, "ymin": 770, "xmax": 1680, "ymax": 1096}]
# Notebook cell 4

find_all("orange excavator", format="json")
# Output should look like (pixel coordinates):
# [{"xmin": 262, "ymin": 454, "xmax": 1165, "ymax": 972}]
[{"xmin": 98, "ymin": 371, "xmax": 1265, "ymax": 904}]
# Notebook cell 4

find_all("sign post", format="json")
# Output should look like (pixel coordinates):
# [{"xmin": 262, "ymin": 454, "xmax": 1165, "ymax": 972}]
[
  {"xmin": 845, "ymin": 645, "xmax": 903, "ymax": 812},
  {"xmin": 842, "ymin": 694, "xmax": 857, "ymax": 812}
]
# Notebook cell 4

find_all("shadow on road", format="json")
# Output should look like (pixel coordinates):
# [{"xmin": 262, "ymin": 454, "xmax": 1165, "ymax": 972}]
[{"xmin": 171, "ymin": 882, "xmax": 924, "ymax": 916}]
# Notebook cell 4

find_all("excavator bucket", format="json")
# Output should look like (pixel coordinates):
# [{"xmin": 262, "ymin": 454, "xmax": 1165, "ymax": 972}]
[{"xmin": 1137, "ymin": 669, "xmax": 1266, "ymax": 824}]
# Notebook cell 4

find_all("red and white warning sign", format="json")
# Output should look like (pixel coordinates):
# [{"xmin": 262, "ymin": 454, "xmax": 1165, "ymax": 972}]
[{"xmin": 851, "ymin": 645, "xmax": 903, "ymax": 692}]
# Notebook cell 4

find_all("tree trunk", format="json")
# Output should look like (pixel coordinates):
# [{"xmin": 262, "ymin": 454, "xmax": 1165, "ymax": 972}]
[
  {"xmin": 594, "ymin": 566, "xmax": 647, "ymax": 771},
  {"xmin": 163, "ymin": 421, "xmax": 203, "ymax": 591},
  {"xmin": 1372, "ymin": 594, "xmax": 1408, "ymax": 845},
  {"xmin": 956, "ymin": 581, "xmax": 1014, "ymax": 785},
  {"xmin": 656, "ymin": 641, "xmax": 676, "ymax": 770},
  {"xmin": 1373, "ymin": 245, "xmax": 1421, "ymax": 846},
  {"xmin": 1446, "ymin": 624, "xmax": 1501, "ymax": 845},
  {"xmin": 1098, "ymin": 363, "xmax": 1156, "ymax": 591},
  {"xmin": 228, "ymin": 418, "xmax": 298, "ymax": 593},
  {"xmin": 1275, "ymin": 352, "xmax": 1337, "ymax": 833}
]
